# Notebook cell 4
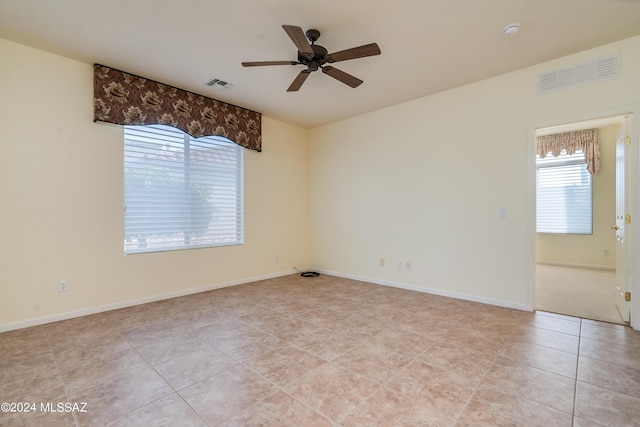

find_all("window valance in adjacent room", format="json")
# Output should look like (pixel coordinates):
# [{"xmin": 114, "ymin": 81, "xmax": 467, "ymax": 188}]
[
  {"xmin": 536, "ymin": 128, "xmax": 600, "ymax": 175},
  {"xmin": 93, "ymin": 64, "xmax": 262, "ymax": 152}
]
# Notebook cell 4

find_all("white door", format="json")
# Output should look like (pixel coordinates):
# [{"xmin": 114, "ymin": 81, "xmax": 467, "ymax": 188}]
[{"xmin": 614, "ymin": 116, "xmax": 631, "ymax": 322}]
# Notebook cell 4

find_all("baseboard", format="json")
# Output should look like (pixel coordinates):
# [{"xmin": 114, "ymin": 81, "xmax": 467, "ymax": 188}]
[
  {"xmin": 536, "ymin": 261, "xmax": 616, "ymax": 271},
  {"xmin": 318, "ymin": 269, "xmax": 530, "ymax": 312},
  {"xmin": 0, "ymin": 269, "xmax": 297, "ymax": 333}
]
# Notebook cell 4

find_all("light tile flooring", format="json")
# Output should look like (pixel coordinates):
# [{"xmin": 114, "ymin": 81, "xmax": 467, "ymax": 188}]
[{"xmin": 2, "ymin": 274, "xmax": 640, "ymax": 426}]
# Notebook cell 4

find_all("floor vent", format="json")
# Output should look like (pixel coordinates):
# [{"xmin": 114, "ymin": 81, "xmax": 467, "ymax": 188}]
[{"xmin": 537, "ymin": 54, "xmax": 620, "ymax": 96}]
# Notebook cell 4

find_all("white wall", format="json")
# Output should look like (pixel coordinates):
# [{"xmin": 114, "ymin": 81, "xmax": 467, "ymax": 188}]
[
  {"xmin": 0, "ymin": 38, "xmax": 310, "ymax": 330},
  {"xmin": 309, "ymin": 36, "xmax": 640, "ymax": 311}
]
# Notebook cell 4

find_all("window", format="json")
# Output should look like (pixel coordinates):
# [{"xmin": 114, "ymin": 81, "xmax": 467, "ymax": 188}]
[
  {"xmin": 124, "ymin": 125, "xmax": 243, "ymax": 254},
  {"xmin": 536, "ymin": 149, "xmax": 592, "ymax": 234}
]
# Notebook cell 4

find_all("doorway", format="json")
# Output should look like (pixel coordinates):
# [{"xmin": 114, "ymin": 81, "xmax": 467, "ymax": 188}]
[{"xmin": 533, "ymin": 114, "xmax": 630, "ymax": 324}]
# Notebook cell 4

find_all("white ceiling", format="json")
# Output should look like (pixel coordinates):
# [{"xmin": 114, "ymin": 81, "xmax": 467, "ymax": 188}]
[{"xmin": 1, "ymin": 0, "xmax": 639, "ymax": 129}]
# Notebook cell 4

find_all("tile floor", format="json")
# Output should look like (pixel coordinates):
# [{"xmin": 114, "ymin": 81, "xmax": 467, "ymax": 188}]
[{"xmin": 1, "ymin": 274, "xmax": 640, "ymax": 426}]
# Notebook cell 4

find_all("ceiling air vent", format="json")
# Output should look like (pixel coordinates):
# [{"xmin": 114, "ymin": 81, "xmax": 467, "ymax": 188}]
[
  {"xmin": 537, "ymin": 54, "xmax": 620, "ymax": 96},
  {"xmin": 205, "ymin": 78, "xmax": 234, "ymax": 90}
]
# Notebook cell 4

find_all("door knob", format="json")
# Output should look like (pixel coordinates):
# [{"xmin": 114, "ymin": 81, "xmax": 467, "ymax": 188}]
[{"xmin": 610, "ymin": 225, "xmax": 620, "ymax": 230}]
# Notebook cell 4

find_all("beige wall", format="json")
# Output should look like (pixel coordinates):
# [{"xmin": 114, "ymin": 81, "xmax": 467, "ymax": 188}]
[
  {"xmin": 0, "ymin": 38, "xmax": 310, "ymax": 329},
  {"xmin": 536, "ymin": 124, "xmax": 618, "ymax": 268},
  {"xmin": 309, "ymin": 36, "xmax": 640, "ymax": 309}
]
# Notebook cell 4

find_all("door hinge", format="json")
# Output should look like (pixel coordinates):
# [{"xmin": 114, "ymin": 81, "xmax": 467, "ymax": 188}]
[
  {"xmin": 625, "ymin": 291, "xmax": 631, "ymax": 302},
  {"xmin": 625, "ymin": 136, "xmax": 631, "ymax": 146},
  {"xmin": 625, "ymin": 214, "xmax": 631, "ymax": 224}
]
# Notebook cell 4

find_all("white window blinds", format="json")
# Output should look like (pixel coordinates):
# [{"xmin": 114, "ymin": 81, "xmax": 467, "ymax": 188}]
[
  {"xmin": 536, "ymin": 149, "xmax": 592, "ymax": 234},
  {"xmin": 124, "ymin": 125, "xmax": 243, "ymax": 254}
]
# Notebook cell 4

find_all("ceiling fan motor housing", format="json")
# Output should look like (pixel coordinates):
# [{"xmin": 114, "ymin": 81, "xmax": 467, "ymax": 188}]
[{"xmin": 298, "ymin": 44, "xmax": 328, "ymax": 71}]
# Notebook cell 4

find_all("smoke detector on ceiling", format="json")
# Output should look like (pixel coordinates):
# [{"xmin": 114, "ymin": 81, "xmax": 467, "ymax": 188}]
[{"xmin": 503, "ymin": 23, "xmax": 521, "ymax": 37}]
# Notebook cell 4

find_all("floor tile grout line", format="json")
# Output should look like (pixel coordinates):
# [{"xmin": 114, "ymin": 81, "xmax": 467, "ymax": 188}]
[
  {"xmin": 499, "ymin": 336, "xmax": 581, "ymax": 380},
  {"xmin": 571, "ymin": 319, "xmax": 583, "ymax": 426},
  {"xmin": 452, "ymin": 337, "xmax": 506, "ymax": 425},
  {"xmin": 105, "ymin": 392, "xmax": 179, "ymax": 426},
  {"xmin": 173, "ymin": 392, "xmax": 211, "ymax": 427},
  {"xmin": 42, "ymin": 324, "xmax": 81, "ymax": 427},
  {"xmin": 456, "ymin": 323, "xmax": 583, "ymax": 423},
  {"xmin": 210, "ymin": 368, "xmax": 325, "ymax": 426},
  {"xmin": 232, "ymin": 311, "xmax": 404, "ymax": 364},
  {"xmin": 280, "ymin": 358, "xmax": 385, "ymax": 424},
  {"xmin": 572, "ymin": 358, "xmax": 640, "ymax": 400},
  {"xmin": 116, "ymin": 331, "xmax": 265, "ymax": 426},
  {"xmin": 83, "ymin": 343, "xmax": 175, "ymax": 426},
  {"xmin": 277, "ymin": 387, "xmax": 342, "ymax": 426},
  {"xmin": 323, "ymin": 335, "xmax": 438, "ymax": 424},
  {"xmin": 148, "ymin": 327, "xmax": 339, "ymax": 424},
  {"xmin": 510, "ymin": 325, "xmax": 582, "ymax": 356}
]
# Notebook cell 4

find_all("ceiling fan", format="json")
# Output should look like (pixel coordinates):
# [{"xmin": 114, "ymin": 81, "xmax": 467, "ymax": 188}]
[{"xmin": 242, "ymin": 25, "xmax": 381, "ymax": 92}]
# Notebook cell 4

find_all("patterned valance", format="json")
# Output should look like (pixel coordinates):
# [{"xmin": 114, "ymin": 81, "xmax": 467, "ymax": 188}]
[
  {"xmin": 93, "ymin": 64, "xmax": 261, "ymax": 152},
  {"xmin": 536, "ymin": 128, "xmax": 600, "ymax": 175}
]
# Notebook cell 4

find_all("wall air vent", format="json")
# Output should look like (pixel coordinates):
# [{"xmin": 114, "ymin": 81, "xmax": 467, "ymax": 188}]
[
  {"xmin": 537, "ymin": 54, "xmax": 620, "ymax": 96},
  {"xmin": 206, "ymin": 78, "xmax": 234, "ymax": 90}
]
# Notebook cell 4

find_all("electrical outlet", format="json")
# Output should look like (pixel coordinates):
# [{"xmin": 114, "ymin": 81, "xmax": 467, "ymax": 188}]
[
  {"xmin": 603, "ymin": 249, "xmax": 610, "ymax": 256},
  {"xmin": 274, "ymin": 253, "xmax": 280, "ymax": 262},
  {"xmin": 405, "ymin": 261, "xmax": 412, "ymax": 270},
  {"xmin": 58, "ymin": 279, "xmax": 69, "ymax": 293},
  {"xmin": 379, "ymin": 258, "xmax": 385, "ymax": 267},
  {"xmin": 397, "ymin": 261, "xmax": 403, "ymax": 270}
]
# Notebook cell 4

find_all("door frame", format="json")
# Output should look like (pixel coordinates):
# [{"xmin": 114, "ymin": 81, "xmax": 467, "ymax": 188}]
[{"xmin": 526, "ymin": 105, "xmax": 640, "ymax": 330}]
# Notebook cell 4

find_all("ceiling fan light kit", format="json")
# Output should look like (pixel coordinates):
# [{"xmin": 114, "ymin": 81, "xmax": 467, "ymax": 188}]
[{"xmin": 242, "ymin": 25, "xmax": 381, "ymax": 91}]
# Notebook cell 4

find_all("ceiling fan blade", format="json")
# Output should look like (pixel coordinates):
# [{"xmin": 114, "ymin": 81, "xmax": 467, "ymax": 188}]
[
  {"xmin": 282, "ymin": 25, "xmax": 314, "ymax": 57},
  {"xmin": 321, "ymin": 66, "xmax": 363, "ymax": 88},
  {"xmin": 242, "ymin": 61, "xmax": 298, "ymax": 67},
  {"xmin": 287, "ymin": 70, "xmax": 311, "ymax": 92},
  {"xmin": 325, "ymin": 43, "xmax": 381, "ymax": 63}
]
